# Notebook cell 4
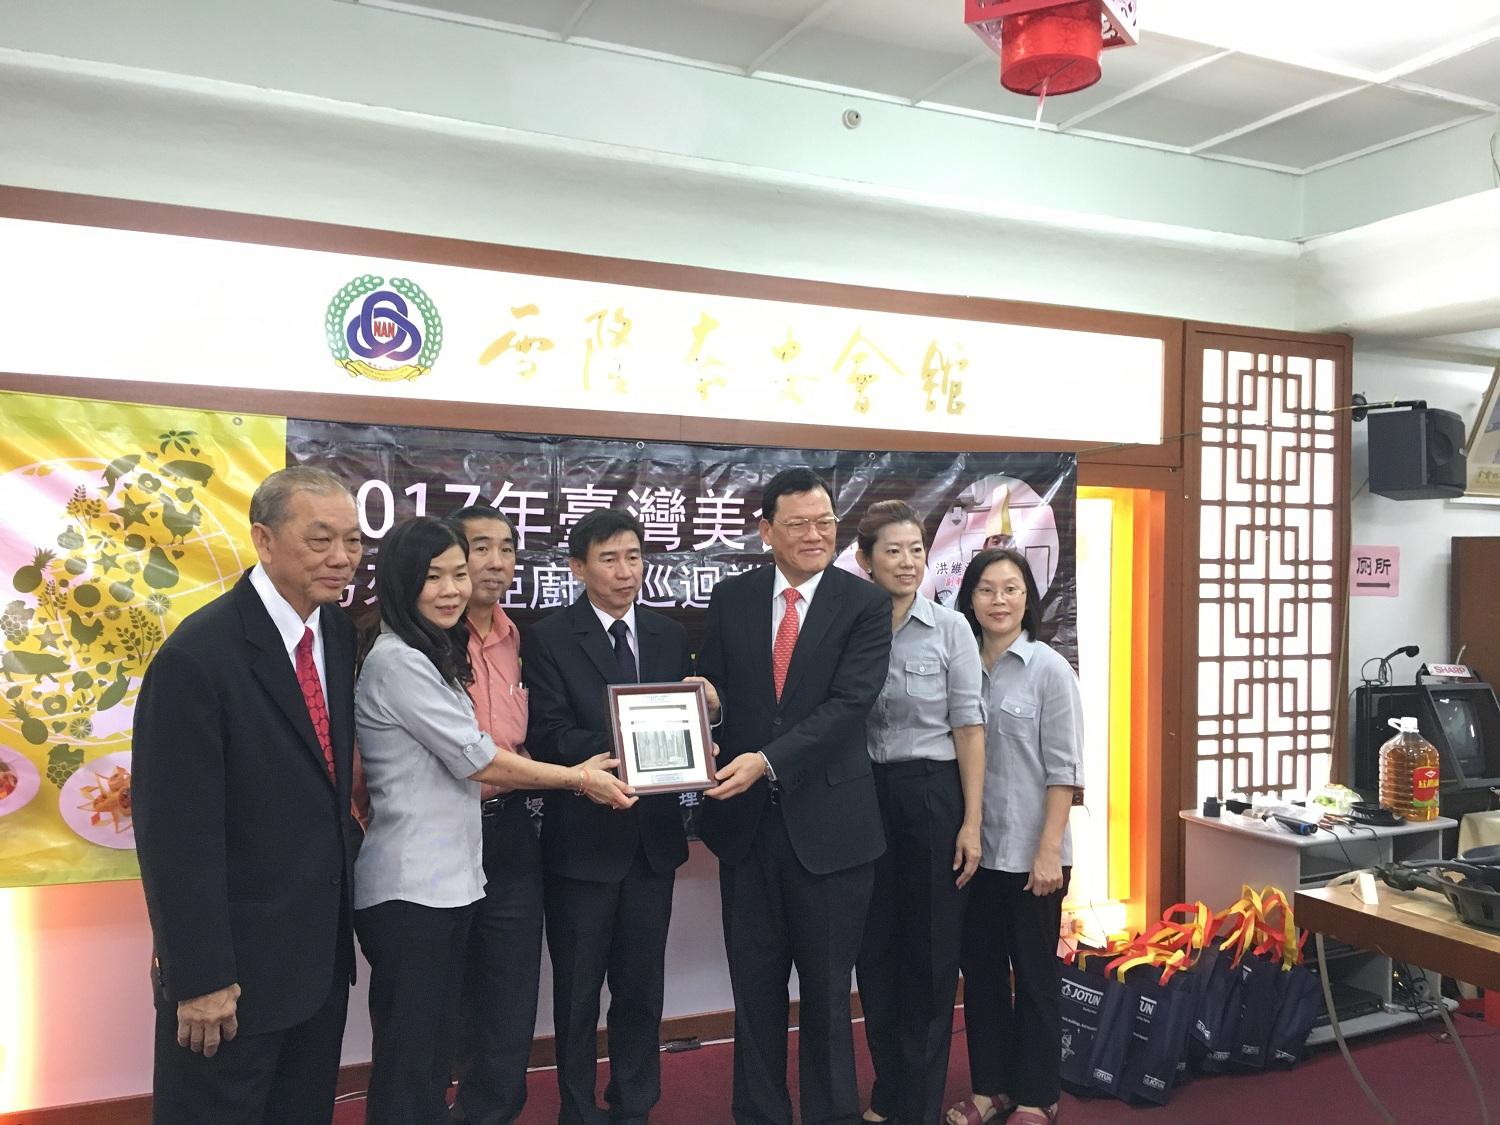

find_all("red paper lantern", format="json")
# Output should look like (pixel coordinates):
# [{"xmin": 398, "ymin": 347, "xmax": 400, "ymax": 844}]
[
  {"xmin": 1001, "ymin": 1, "xmax": 1103, "ymax": 95},
  {"xmin": 964, "ymin": 0, "xmax": 1138, "ymax": 99}
]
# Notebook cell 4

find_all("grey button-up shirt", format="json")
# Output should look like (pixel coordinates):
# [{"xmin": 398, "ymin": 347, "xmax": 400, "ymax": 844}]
[
  {"xmin": 867, "ymin": 594, "xmax": 984, "ymax": 764},
  {"xmin": 353, "ymin": 631, "xmax": 498, "ymax": 910},
  {"xmin": 979, "ymin": 632, "xmax": 1085, "ymax": 873}
]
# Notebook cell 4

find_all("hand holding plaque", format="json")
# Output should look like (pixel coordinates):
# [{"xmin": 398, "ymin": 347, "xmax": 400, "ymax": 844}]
[
  {"xmin": 606, "ymin": 681, "xmax": 718, "ymax": 794},
  {"xmin": 577, "ymin": 752, "xmax": 638, "ymax": 808}
]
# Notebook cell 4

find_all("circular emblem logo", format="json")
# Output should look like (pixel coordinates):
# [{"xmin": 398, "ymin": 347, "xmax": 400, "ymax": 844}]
[{"xmin": 325, "ymin": 275, "xmax": 443, "ymax": 382}]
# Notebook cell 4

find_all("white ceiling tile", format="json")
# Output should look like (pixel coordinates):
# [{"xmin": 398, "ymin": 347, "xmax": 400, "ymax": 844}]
[
  {"xmin": 819, "ymin": 0, "xmax": 983, "ymax": 56},
  {"xmin": 378, "ymin": 0, "xmax": 577, "ymax": 36},
  {"xmin": 687, "ymin": 0, "xmax": 824, "ymax": 15},
  {"xmin": 1078, "ymin": 53, "xmax": 1361, "ymax": 148},
  {"xmin": 1402, "ymin": 38, "xmax": 1500, "ymax": 106},
  {"xmin": 1204, "ymin": 85, "xmax": 1480, "ymax": 169},
  {"xmin": 761, "ymin": 27, "xmax": 977, "ymax": 101},
  {"xmin": 573, "ymin": 0, "xmax": 815, "ymax": 68},
  {"xmin": 924, "ymin": 33, "xmax": 1223, "ymax": 127},
  {"xmin": 1139, "ymin": 0, "xmax": 1500, "ymax": 76}
]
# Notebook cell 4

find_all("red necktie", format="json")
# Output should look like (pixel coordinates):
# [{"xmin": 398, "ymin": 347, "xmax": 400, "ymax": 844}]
[
  {"xmin": 295, "ymin": 627, "xmax": 337, "ymax": 784},
  {"xmin": 772, "ymin": 588, "xmax": 801, "ymax": 701}
]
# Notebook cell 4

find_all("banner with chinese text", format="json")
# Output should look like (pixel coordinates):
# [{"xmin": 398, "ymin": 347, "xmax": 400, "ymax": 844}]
[
  {"xmin": 289, "ymin": 418, "xmax": 1076, "ymax": 837},
  {"xmin": 0, "ymin": 392, "xmax": 285, "ymax": 888},
  {"xmin": 288, "ymin": 418, "xmax": 1077, "ymax": 659}
]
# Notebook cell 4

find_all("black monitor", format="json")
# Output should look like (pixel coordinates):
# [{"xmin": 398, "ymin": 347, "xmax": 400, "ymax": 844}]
[
  {"xmin": 1351, "ymin": 681, "xmax": 1500, "ymax": 804},
  {"xmin": 1427, "ymin": 685, "xmax": 1500, "ymax": 787}
]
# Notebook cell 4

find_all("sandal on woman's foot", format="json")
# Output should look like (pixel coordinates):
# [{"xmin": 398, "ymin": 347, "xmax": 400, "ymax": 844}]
[
  {"xmin": 862, "ymin": 1113, "xmax": 892, "ymax": 1124},
  {"xmin": 944, "ymin": 1094, "xmax": 1014, "ymax": 1125},
  {"xmin": 1008, "ymin": 1105, "xmax": 1058, "ymax": 1125}
]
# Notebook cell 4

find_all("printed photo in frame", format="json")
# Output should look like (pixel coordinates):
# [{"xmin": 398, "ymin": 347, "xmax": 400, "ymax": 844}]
[{"xmin": 606, "ymin": 681, "xmax": 717, "ymax": 794}]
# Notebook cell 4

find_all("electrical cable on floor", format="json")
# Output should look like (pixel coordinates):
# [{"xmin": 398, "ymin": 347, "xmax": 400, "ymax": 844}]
[
  {"xmin": 1435, "ymin": 982, "xmax": 1492, "ymax": 1125},
  {"xmin": 1316, "ymin": 931, "xmax": 1396, "ymax": 1124}
]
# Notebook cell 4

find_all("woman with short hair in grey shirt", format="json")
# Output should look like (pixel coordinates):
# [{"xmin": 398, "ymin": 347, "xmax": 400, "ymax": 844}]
[
  {"xmin": 852, "ymin": 500, "xmax": 985, "ymax": 1125},
  {"xmin": 353, "ymin": 517, "xmax": 633, "ymax": 1125},
  {"xmin": 945, "ymin": 547, "xmax": 1084, "ymax": 1125}
]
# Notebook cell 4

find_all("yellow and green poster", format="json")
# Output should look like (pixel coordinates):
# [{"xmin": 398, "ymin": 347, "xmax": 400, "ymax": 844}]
[{"xmin": 0, "ymin": 392, "xmax": 285, "ymax": 887}]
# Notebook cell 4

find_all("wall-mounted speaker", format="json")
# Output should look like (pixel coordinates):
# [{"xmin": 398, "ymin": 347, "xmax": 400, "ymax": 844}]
[{"xmin": 1368, "ymin": 407, "xmax": 1467, "ymax": 500}]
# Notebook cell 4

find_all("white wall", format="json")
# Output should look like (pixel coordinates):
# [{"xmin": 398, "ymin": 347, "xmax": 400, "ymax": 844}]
[{"xmin": 1347, "ymin": 347, "xmax": 1500, "ymax": 713}]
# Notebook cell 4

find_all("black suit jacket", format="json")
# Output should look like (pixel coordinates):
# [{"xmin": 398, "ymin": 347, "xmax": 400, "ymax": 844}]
[
  {"xmin": 132, "ymin": 573, "xmax": 359, "ymax": 1036},
  {"xmin": 698, "ymin": 563, "xmax": 891, "ymax": 875},
  {"xmin": 522, "ymin": 596, "xmax": 690, "ymax": 882}
]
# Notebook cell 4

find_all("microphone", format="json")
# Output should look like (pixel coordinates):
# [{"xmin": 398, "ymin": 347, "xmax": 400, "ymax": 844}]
[{"xmin": 1378, "ymin": 645, "xmax": 1420, "ymax": 685}]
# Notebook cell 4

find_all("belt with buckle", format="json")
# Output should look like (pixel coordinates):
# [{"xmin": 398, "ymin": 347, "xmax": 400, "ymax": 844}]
[{"xmin": 480, "ymin": 794, "xmax": 515, "ymax": 816}]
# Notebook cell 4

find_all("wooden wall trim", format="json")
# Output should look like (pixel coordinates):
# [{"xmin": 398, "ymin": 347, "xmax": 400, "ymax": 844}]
[{"xmin": 0, "ymin": 371, "xmax": 1165, "ymax": 465}]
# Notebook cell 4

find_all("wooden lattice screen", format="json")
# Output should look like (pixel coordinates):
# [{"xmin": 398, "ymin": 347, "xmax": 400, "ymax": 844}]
[{"xmin": 1186, "ymin": 332, "xmax": 1351, "ymax": 803}]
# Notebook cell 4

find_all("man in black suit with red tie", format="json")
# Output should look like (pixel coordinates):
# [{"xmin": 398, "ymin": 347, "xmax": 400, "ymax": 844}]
[
  {"xmin": 522, "ymin": 507, "xmax": 707, "ymax": 1125},
  {"xmin": 132, "ymin": 466, "xmax": 364, "ymax": 1125},
  {"xmin": 700, "ymin": 467, "xmax": 892, "ymax": 1125}
]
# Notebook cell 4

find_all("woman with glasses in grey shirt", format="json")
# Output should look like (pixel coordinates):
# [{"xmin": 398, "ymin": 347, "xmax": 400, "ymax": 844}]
[
  {"xmin": 353, "ymin": 517, "xmax": 633, "ymax": 1124},
  {"xmin": 853, "ymin": 501, "xmax": 985, "ymax": 1125},
  {"xmin": 945, "ymin": 547, "xmax": 1083, "ymax": 1125}
]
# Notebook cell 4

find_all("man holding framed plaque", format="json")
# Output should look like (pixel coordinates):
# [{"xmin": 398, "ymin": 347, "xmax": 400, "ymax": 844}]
[
  {"xmin": 700, "ymin": 467, "xmax": 892, "ymax": 1125},
  {"xmin": 522, "ymin": 508, "xmax": 699, "ymax": 1125}
]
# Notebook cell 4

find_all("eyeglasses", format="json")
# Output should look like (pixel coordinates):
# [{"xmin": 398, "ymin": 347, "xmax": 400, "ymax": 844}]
[
  {"xmin": 775, "ymin": 516, "xmax": 839, "ymax": 534},
  {"xmin": 972, "ymin": 584, "xmax": 1025, "ymax": 601}
]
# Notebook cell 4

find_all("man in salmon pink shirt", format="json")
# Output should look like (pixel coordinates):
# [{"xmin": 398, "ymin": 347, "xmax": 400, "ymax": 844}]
[{"xmin": 447, "ymin": 505, "xmax": 540, "ymax": 1125}]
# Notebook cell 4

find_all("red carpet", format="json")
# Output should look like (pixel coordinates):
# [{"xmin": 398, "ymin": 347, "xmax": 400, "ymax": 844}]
[{"xmin": 334, "ymin": 1009, "xmax": 1500, "ymax": 1122}]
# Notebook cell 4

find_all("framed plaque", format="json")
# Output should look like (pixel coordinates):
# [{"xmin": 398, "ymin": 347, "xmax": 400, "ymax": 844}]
[{"xmin": 606, "ymin": 681, "xmax": 717, "ymax": 794}]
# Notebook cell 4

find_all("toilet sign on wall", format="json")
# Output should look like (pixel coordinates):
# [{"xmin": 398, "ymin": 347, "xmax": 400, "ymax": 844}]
[{"xmin": 1349, "ymin": 545, "xmax": 1399, "ymax": 597}]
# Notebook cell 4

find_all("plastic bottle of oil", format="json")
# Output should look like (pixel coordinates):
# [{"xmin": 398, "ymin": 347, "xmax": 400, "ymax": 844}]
[{"xmin": 1378, "ymin": 716, "xmax": 1441, "ymax": 822}]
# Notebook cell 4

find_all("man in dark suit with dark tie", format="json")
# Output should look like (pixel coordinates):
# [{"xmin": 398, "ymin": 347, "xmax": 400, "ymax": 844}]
[
  {"xmin": 522, "ymin": 507, "xmax": 703, "ymax": 1125},
  {"xmin": 132, "ymin": 466, "xmax": 364, "ymax": 1125},
  {"xmin": 700, "ymin": 467, "xmax": 892, "ymax": 1125}
]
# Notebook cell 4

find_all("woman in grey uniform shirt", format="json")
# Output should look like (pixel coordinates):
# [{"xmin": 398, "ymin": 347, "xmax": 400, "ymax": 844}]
[
  {"xmin": 945, "ymin": 547, "xmax": 1083, "ymax": 1125},
  {"xmin": 853, "ymin": 501, "xmax": 985, "ymax": 1125},
  {"xmin": 353, "ymin": 517, "xmax": 633, "ymax": 1124}
]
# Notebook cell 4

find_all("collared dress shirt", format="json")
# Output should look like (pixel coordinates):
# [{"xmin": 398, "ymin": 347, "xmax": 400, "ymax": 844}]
[
  {"xmin": 760, "ymin": 566, "xmax": 827, "ymax": 782},
  {"xmin": 353, "ymin": 631, "xmax": 498, "ymax": 910},
  {"xmin": 771, "ymin": 566, "xmax": 823, "ymax": 636},
  {"xmin": 978, "ymin": 631, "xmax": 1085, "ymax": 873},
  {"xmin": 866, "ymin": 593, "xmax": 984, "ymax": 764},
  {"xmin": 466, "ymin": 604, "xmax": 528, "ymax": 755},
  {"xmin": 248, "ymin": 563, "xmax": 326, "ymax": 696},
  {"xmin": 589, "ymin": 599, "xmax": 639, "ymax": 665}
]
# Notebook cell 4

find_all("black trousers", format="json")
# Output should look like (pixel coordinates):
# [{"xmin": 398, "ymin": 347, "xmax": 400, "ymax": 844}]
[
  {"xmin": 720, "ymin": 799, "xmax": 875, "ymax": 1125},
  {"xmin": 959, "ymin": 866, "xmax": 1071, "ymax": 1109},
  {"xmin": 544, "ymin": 843, "xmax": 676, "ymax": 1125},
  {"xmin": 856, "ymin": 759, "xmax": 969, "ymax": 1125},
  {"xmin": 356, "ymin": 898, "xmax": 477, "ymax": 1125},
  {"xmin": 151, "ymin": 971, "xmax": 349, "ymax": 1125},
  {"xmin": 453, "ymin": 797, "xmax": 545, "ymax": 1125}
]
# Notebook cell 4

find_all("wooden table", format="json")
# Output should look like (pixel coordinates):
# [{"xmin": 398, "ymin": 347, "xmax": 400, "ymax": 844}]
[
  {"xmin": 1296, "ymin": 882, "xmax": 1500, "ymax": 1123},
  {"xmin": 1296, "ymin": 883, "xmax": 1500, "ymax": 990}
]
